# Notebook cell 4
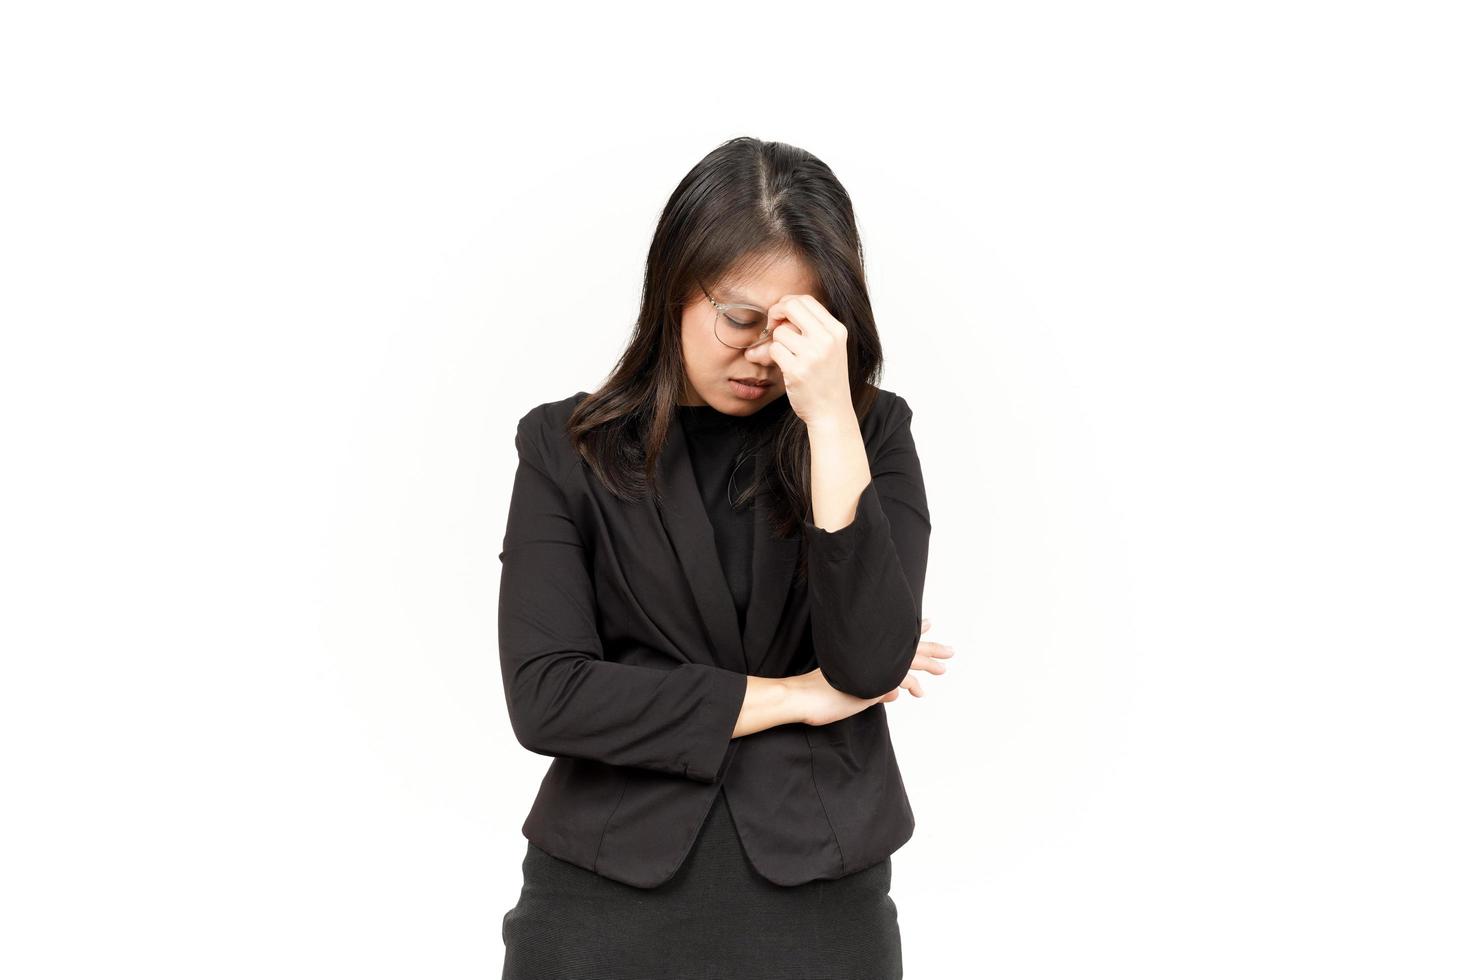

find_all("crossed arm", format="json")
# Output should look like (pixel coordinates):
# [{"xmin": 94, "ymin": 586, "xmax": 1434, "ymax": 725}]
[{"xmin": 800, "ymin": 395, "xmax": 932, "ymax": 699}]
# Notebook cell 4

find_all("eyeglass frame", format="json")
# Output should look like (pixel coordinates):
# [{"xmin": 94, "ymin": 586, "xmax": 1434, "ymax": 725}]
[{"xmin": 702, "ymin": 286, "xmax": 775, "ymax": 350}]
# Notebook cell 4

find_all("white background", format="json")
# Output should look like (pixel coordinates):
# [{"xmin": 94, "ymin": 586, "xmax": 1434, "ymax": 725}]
[{"xmin": 3, "ymin": 2, "xmax": 1466, "ymax": 977}]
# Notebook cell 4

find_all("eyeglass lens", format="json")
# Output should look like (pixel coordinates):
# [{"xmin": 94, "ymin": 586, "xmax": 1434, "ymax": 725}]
[{"xmin": 714, "ymin": 305, "xmax": 770, "ymax": 349}]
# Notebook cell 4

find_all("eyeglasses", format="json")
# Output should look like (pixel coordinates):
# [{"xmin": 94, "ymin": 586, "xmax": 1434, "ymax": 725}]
[{"xmin": 703, "ymin": 287, "xmax": 774, "ymax": 350}]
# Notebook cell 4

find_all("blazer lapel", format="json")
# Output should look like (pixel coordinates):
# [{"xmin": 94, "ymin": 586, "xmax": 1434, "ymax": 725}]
[
  {"xmin": 656, "ymin": 414, "xmax": 801, "ymax": 677},
  {"xmin": 656, "ymin": 414, "xmax": 748, "ymax": 676},
  {"xmin": 743, "ymin": 458, "xmax": 799, "ymax": 674}
]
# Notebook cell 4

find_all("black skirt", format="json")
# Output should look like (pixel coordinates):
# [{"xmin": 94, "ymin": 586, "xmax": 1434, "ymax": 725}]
[{"xmin": 500, "ymin": 787, "xmax": 903, "ymax": 979}]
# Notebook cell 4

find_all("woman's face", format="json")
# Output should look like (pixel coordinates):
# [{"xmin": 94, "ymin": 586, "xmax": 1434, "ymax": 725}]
[{"xmin": 678, "ymin": 252, "xmax": 821, "ymax": 412}]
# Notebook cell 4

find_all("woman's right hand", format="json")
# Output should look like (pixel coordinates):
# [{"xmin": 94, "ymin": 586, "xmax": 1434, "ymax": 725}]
[{"xmin": 790, "ymin": 617, "xmax": 955, "ymax": 727}]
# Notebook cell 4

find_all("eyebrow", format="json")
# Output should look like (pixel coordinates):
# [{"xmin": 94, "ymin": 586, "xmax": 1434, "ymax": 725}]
[{"xmin": 714, "ymin": 288, "xmax": 764, "ymax": 308}]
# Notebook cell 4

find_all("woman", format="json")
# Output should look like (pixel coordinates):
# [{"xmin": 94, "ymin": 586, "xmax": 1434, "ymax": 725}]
[{"xmin": 497, "ymin": 137, "xmax": 953, "ymax": 979}]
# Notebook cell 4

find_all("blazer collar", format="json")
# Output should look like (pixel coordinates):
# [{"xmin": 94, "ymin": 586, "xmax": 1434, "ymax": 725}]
[{"xmin": 655, "ymin": 411, "xmax": 800, "ymax": 677}]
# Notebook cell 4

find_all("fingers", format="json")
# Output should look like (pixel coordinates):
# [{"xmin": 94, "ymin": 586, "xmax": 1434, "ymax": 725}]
[
  {"xmin": 912, "ymin": 644, "xmax": 955, "ymax": 675},
  {"xmin": 881, "ymin": 618, "xmax": 955, "ymax": 704},
  {"xmin": 874, "ymin": 674, "xmax": 922, "ymax": 705},
  {"xmin": 766, "ymin": 294, "xmax": 844, "ymax": 345},
  {"xmin": 914, "ymin": 658, "xmax": 946, "ymax": 676},
  {"xmin": 914, "ymin": 617, "xmax": 955, "ymax": 675}
]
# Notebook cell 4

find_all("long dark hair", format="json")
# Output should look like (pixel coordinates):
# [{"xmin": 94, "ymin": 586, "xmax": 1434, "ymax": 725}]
[{"xmin": 566, "ymin": 136, "xmax": 889, "ymax": 559}]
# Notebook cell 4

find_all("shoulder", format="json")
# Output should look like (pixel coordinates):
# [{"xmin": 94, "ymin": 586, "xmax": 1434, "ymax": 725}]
[
  {"xmin": 860, "ymin": 386, "xmax": 918, "ymax": 453},
  {"xmin": 869, "ymin": 386, "xmax": 916, "ymax": 423},
  {"xmin": 516, "ymin": 389, "xmax": 590, "ymax": 433},
  {"xmin": 513, "ymin": 390, "xmax": 591, "ymax": 477}
]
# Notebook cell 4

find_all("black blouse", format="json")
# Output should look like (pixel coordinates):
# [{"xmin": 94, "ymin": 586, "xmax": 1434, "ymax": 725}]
[{"xmin": 675, "ymin": 397, "xmax": 787, "ymax": 637}]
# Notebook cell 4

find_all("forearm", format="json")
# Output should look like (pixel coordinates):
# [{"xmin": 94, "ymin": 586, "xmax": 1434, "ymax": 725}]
[
  {"xmin": 732, "ymin": 675, "xmax": 805, "ymax": 737},
  {"xmin": 806, "ymin": 410, "xmax": 869, "ymax": 532},
  {"xmin": 800, "ymin": 399, "xmax": 932, "ymax": 699},
  {"xmin": 503, "ymin": 654, "xmax": 750, "ymax": 782}
]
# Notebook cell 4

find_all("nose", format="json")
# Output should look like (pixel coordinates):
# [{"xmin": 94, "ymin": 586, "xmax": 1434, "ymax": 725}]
[{"xmin": 743, "ymin": 341, "xmax": 776, "ymax": 367}]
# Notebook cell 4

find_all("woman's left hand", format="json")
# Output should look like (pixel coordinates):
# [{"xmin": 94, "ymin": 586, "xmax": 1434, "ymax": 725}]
[{"xmin": 757, "ymin": 294, "xmax": 855, "ymax": 427}]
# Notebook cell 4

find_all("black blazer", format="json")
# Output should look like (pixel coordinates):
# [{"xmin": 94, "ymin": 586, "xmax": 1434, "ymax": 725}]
[{"xmin": 497, "ymin": 386, "xmax": 931, "ymax": 888}]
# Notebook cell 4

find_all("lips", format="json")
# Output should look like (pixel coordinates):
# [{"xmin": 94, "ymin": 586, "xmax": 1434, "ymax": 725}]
[{"xmin": 732, "ymin": 377, "xmax": 771, "ymax": 387}]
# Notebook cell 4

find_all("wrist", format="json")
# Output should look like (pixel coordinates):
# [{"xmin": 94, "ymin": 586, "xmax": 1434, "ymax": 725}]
[
  {"xmin": 773, "ymin": 675, "xmax": 810, "ymax": 726},
  {"xmin": 803, "ymin": 405, "xmax": 859, "ymax": 437},
  {"xmin": 737, "ymin": 675, "xmax": 808, "ymax": 737}
]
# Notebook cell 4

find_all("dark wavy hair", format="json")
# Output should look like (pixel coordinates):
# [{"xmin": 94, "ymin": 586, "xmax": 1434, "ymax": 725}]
[{"xmin": 566, "ymin": 136, "xmax": 889, "ymax": 568}]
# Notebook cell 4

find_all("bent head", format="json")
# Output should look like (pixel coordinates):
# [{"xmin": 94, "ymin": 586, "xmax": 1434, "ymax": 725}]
[{"xmin": 678, "ymin": 250, "xmax": 821, "ymax": 411}]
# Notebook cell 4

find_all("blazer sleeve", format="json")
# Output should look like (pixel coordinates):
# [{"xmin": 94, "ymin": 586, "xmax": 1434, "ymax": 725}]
[
  {"xmin": 800, "ymin": 395, "xmax": 932, "ymax": 700},
  {"xmin": 497, "ymin": 404, "xmax": 749, "ymax": 783}
]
